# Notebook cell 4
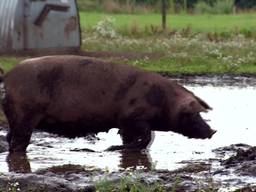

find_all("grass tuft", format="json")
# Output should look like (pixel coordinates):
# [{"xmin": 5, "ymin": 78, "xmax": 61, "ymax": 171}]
[{"xmin": 96, "ymin": 175, "xmax": 166, "ymax": 192}]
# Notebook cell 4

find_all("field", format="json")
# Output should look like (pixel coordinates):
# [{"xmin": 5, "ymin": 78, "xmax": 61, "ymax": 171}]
[
  {"xmin": 80, "ymin": 12, "xmax": 256, "ymax": 34},
  {"xmin": 1, "ymin": 12, "xmax": 256, "ymax": 76}
]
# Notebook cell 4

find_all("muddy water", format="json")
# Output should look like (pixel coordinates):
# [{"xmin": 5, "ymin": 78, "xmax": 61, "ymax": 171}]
[{"xmin": 0, "ymin": 77, "xmax": 256, "ymax": 175}]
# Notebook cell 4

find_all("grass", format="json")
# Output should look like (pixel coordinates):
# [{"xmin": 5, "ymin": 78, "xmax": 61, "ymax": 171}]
[
  {"xmin": 82, "ymin": 31, "xmax": 256, "ymax": 76},
  {"xmin": 96, "ymin": 175, "xmax": 166, "ymax": 192},
  {"xmin": 95, "ymin": 172, "xmax": 217, "ymax": 192},
  {"xmin": 0, "ymin": 57, "xmax": 26, "ymax": 72},
  {"xmin": 79, "ymin": 12, "xmax": 256, "ymax": 35}
]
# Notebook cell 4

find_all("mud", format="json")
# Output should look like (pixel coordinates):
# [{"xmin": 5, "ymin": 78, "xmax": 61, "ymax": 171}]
[
  {"xmin": 0, "ymin": 132, "xmax": 256, "ymax": 191},
  {"xmin": 221, "ymin": 145, "xmax": 256, "ymax": 177}
]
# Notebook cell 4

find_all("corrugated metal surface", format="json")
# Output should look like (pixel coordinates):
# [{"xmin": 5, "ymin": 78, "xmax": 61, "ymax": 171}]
[
  {"xmin": 26, "ymin": 0, "xmax": 80, "ymax": 49},
  {"xmin": 0, "ymin": 0, "xmax": 24, "ymax": 50},
  {"xmin": 0, "ymin": 0, "xmax": 80, "ymax": 53}
]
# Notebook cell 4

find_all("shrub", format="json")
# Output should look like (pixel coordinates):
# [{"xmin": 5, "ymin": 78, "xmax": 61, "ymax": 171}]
[
  {"xmin": 212, "ymin": 0, "xmax": 234, "ymax": 14},
  {"xmin": 195, "ymin": 0, "xmax": 234, "ymax": 14},
  {"xmin": 76, "ymin": 0, "xmax": 101, "ymax": 11},
  {"xmin": 93, "ymin": 17, "xmax": 119, "ymax": 38},
  {"xmin": 194, "ymin": 1, "xmax": 212, "ymax": 14}
]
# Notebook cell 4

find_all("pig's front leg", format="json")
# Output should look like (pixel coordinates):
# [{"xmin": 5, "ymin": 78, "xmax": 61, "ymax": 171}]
[{"xmin": 106, "ymin": 121, "xmax": 153, "ymax": 151}]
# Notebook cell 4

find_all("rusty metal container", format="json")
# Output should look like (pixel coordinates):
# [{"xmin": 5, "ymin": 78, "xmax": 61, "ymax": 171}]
[{"xmin": 0, "ymin": 0, "xmax": 81, "ymax": 54}]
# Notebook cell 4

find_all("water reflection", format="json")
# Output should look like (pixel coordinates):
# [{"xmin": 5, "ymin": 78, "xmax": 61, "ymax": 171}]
[
  {"xmin": 119, "ymin": 149, "xmax": 152, "ymax": 170},
  {"xmin": 7, "ymin": 152, "xmax": 31, "ymax": 173},
  {"xmin": 6, "ymin": 149, "xmax": 152, "ymax": 173}
]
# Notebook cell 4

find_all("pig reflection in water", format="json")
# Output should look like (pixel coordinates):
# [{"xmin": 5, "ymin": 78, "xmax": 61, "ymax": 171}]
[
  {"xmin": 119, "ymin": 149, "xmax": 152, "ymax": 169},
  {"xmin": 7, "ymin": 152, "xmax": 31, "ymax": 173},
  {"xmin": 6, "ymin": 150, "xmax": 153, "ymax": 173}
]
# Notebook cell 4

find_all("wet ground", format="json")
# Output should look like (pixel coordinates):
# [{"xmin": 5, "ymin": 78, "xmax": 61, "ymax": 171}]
[{"xmin": 0, "ymin": 76, "xmax": 256, "ymax": 191}]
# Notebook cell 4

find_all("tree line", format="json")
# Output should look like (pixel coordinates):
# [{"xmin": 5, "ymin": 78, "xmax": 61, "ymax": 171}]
[
  {"xmin": 114, "ymin": 0, "xmax": 256, "ymax": 10},
  {"xmin": 77, "ymin": 0, "xmax": 256, "ymax": 13}
]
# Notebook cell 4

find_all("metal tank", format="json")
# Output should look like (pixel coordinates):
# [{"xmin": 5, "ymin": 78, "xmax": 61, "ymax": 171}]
[{"xmin": 0, "ymin": 0, "xmax": 81, "ymax": 53}]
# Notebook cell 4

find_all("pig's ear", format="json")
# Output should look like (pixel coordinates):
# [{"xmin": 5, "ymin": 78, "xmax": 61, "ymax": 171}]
[
  {"xmin": 181, "ymin": 98, "xmax": 211, "ymax": 113},
  {"xmin": 195, "ymin": 96, "xmax": 212, "ymax": 111}
]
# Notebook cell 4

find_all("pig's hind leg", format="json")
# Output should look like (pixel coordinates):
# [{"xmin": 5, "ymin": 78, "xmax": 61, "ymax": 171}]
[{"xmin": 5, "ymin": 104, "xmax": 43, "ymax": 153}]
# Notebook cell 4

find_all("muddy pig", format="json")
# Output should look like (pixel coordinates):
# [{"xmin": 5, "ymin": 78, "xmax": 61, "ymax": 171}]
[{"xmin": 0, "ymin": 55, "xmax": 216, "ymax": 152}]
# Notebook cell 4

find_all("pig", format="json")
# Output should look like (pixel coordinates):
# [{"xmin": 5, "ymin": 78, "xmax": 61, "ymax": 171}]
[{"xmin": 0, "ymin": 55, "xmax": 216, "ymax": 153}]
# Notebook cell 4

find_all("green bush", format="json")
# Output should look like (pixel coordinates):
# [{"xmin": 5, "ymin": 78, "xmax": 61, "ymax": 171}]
[
  {"xmin": 195, "ymin": 0, "xmax": 234, "ymax": 14},
  {"xmin": 212, "ymin": 0, "xmax": 234, "ymax": 14},
  {"xmin": 194, "ymin": 1, "xmax": 212, "ymax": 14}
]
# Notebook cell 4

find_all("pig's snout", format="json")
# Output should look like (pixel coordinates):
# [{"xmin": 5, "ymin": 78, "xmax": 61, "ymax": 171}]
[{"xmin": 207, "ymin": 129, "xmax": 217, "ymax": 139}]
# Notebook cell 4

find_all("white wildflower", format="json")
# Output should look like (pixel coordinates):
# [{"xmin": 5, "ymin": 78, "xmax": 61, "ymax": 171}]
[{"xmin": 93, "ymin": 17, "xmax": 119, "ymax": 39}]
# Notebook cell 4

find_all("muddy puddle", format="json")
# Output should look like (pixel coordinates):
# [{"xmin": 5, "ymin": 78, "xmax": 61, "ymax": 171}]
[{"xmin": 0, "ymin": 76, "xmax": 256, "ymax": 191}]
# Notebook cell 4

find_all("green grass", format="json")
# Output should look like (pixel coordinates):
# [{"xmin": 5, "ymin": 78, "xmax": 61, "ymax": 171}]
[
  {"xmin": 81, "ymin": 30, "xmax": 256, "ymax": 76},
  {"xmin": 96, "ymin": 176, "xmax": 166, "ymax": 192},
  {"xmin": 79, "ymin": 12, "xmax": 256, "ymax": 34},
  {"xmin": 0, "ymin": 57, "xmax": 26, "ymax": 72}
]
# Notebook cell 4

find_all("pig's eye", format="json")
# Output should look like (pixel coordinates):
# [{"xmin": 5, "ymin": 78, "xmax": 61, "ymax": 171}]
[
  {"xmin": 180, "ymin": 112, "xmax": 192, "ymax": 122},
  {"xmin": 182, "ymin": 112, "xmax": 195, "ymax": 119},
  {"xmin": 181, "ymin": 113, "xmax": 201, "ymax": 124}
]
